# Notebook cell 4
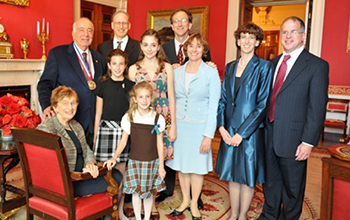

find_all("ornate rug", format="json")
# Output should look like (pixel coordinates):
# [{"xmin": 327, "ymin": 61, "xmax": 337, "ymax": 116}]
[{"xmin": 123, "ymin": 173, "xmax": 317, "ymax": 220}]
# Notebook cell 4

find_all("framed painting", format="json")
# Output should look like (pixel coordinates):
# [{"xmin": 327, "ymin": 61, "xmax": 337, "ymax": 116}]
[
  {"xmin": 147, "ymin": 6, "xmax": 209, "ymax": 44},
  {"xmin": 0, "ymin": 0, "xmax": 29, "ymax": 6}
]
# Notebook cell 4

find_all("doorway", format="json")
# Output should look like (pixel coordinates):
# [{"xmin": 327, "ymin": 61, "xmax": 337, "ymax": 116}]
[
  {"xmin": 81, "ymin": 0, "xmax": 115, "ymax": 50},
  {"xmin": 239, "ymin": 0, "xmax": 311, "ymax": 59}
]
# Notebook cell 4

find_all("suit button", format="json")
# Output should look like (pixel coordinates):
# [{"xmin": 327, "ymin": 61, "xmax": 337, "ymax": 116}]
[{"xmin": 232, "ymin": 103, "xmax": 235, "ymax": 107}]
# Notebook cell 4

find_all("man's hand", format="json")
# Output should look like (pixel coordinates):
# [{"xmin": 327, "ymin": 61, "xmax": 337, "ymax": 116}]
[
  {"xmin": 42, "ymin": 106, "xmax": 55, "ymax": 121},
  {"xmin": 295, "ymin": 143, "xmax": 312, "ymax": 161},
  {"xmin": 206, "ymin": 61, "xmax": 217, "ymax": 69},
  {"xmin": 172, "ymin": 63, "xmax": 181, "ymax": 69}
]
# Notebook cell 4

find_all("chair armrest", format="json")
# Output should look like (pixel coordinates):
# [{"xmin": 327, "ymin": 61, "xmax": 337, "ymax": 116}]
[{"xmin": 70, "ymin": 166, "xmax": 108, "ymax": 181}]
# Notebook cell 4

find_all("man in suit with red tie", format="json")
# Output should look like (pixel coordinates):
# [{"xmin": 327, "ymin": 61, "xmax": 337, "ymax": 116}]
[
  {"xmin": 259, "ymin": 16, "xmax": 329, "ymax": 220},
  {"xmin": 37, "ymin": 18, "xmax": 106, "ymax": 149},
  {"xmin": 162, "ymin": 7, "xmax": 211, "ymax": 69}
]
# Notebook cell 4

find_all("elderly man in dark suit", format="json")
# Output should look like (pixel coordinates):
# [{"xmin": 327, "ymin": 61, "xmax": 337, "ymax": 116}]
[
  {"xmin": 97, "ymin": 11, "xmax": 140, "ymax": 67},
  {"xmin": 259, "ymin": 16, "xmax": 329, "ymax": 220},
  {"xmin": 37, "ymin": 17, "xmax": 106, "ymax": 149}
]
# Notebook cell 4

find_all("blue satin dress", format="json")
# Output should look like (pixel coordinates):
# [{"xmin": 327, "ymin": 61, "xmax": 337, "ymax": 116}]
[{"xmin": 215, "ymin": 55, "xmax": 273, "ymax": 187}]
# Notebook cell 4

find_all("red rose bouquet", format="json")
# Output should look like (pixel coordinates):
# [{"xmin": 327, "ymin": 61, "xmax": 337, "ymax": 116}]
[{"xmin": 0, "ymin": 93, "xmax": 41, "ymax": 136}]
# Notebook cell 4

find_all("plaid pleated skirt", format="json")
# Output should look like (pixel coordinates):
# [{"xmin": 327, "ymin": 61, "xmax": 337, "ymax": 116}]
[
  {"xmin": 94, "ymin": 120, "xmax": 130, "ymax": 163},
  {"xmin": 123, "ymin": 158, "xmax": 166, "ymax": 199}
]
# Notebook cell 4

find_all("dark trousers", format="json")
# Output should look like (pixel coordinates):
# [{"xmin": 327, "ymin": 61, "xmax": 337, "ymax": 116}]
[
  {"xmin": 85, "ymin": 131, "xmax": 94, "ymax": 150},
  {"xmin": 163, "ymin": 164, "xmax": 176, "ymax": 196},
  {"xmin": 259, "ymin": 122, "xmax": 307, "ymax": 220},
  {"xmin": 73, "ymin": 168, "xmax": 122, "ymax": 197}
]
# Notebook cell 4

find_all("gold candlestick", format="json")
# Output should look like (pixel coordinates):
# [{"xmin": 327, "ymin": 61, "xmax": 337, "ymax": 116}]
[{"xmin": 37, "ymin": 30, "xmax": 49, "ymax": 60}]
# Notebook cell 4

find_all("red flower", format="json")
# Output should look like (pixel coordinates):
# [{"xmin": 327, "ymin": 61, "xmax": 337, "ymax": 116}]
[
  {"xmin": 6, "ymin": 103, "xmax": 20, "ymax": 114},
  {"xmin": 2, "ymin": 125, "xmax": 11, "ymax": 136},
  {"xmin": 33, "ymin": 114, "xmax": 42, "ymax": 125},
  {"xmin": 23, "ymin": 109, "xmax": 33, "ymax": 118},
  {"xmin": 0, "ymin": 95, "xmax": 12, "ymax": 105},
  {"xmin": 0, "ymin": 109, "xmax": 7, "ymax": 116},
  {"xmin": 13, "ymin": 115, "xmax": 27, "ymax": 128},
  {"xmin": 18, "ymin": 97, "xmax": 30, "ymax": 107},
  {"xmin": 2, "ymin": 114, "xmax": 12, "ymax": 124},
  {"xmin": 0, "ymin": 94, "xmax": 41, "ymax": 136}
]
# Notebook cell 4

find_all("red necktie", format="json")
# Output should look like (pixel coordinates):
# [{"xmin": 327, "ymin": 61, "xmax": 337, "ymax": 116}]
[
  {"xmin": 82, "ymin": 52, "xmax": 90, "ymax": 71},
  {"xmin": 177, "ymin": 44, "xmax": 184, "ymax": 65},
  {"xmin": 268, "ymin": 55, "xmax": 291, "ymax": 122}
]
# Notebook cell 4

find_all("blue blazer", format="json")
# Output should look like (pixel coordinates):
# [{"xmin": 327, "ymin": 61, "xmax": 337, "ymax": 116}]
[
  {"xmin": 174, "ymin": 61, "xmax": 221, "ymax": 138},
  {"xmin": 217, "ymin": 54, "xmax": 273, "ymax": 139},
  {"xmin": 37, "ymin": 42, "xmax": 106, "ymax": 133},
  {"xmin": 268, "ymin": 49, "xmax": 329, "ymax": 157}
]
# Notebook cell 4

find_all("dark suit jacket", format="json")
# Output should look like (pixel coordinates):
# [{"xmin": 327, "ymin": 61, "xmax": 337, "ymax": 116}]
[
  {"xmin": 97, "ymin": 36, "xmax": 140, "ymax": 67},
  {"xmin": 162, "ymin": 39, "xmax": 212, "ymax": 64},
  {"xmin": 37, "ymin": 42, "xmax": 106, "ymax": 133},
  {"xmin": 268, "ymin": 49, "xmax": 329, "ymax": 158}
]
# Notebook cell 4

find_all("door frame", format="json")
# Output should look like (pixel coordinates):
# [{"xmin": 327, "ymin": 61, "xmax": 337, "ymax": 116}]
[
  {"xmin": 225, "ymin": 0, "xmax": 326, "ymax": 64},
  {"xmin": 73, "ymin": 0, "xmax": 126, "ymax": 21}
]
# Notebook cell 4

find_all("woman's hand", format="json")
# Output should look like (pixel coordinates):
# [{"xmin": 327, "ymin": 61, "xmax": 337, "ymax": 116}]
[
  {"xmin": 158, "ymin": 167, "xmax": 166, "ymax": 180},
  {"xmin": 82, "ymin": 162, "xmax": 99, "ymax": 178},
  {"xmin": 103, "ymin": 158, "xmax": 117, "ymax": 170},
  {"xmin": 230, "ymin": 133, "xmax": 243, "ymax": 147},
  {"xmin": 168, "ymin": 125, "xmax": 177, "ymax": 142},
  {"xmin": 200, "ymin": 136, "xmax": 212, "ymax": 154},
  {"xmin": 219, "ymin": 126, "xmax": 232, "ymax": 145}
]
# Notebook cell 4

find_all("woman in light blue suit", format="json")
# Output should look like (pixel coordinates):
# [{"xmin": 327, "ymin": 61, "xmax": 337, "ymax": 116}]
[
  {"xmin": 215, "ymin": 23, "xmax": 273, "ymax": 220},
  {"xmin": 166, "ymin": 33, "xmax": 221, "ymax": 220}
]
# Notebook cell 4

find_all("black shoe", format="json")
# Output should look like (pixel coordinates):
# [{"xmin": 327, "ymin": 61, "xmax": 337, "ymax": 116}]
[
  {"xmin": 169, "ymin": 207, "xmax": 189, "ymax": 217},
  {"xmin": 190, "ymin": 210, "xmax": 202, "ymax": 220},
  {"xmin": 124, "ymin": 193, "xmax": 132, "ymax": 203},
  {"xmin": 156, "ymin": 192, "xmax": 171, "ymax": 202},
  {"xmin": 197, "ymin": 197, "xmax": 204, "ymax": 210}
]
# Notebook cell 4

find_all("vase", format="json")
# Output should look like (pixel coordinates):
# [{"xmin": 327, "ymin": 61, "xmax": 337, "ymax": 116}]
[{"xmin": 0, "ymin": 130, "xmax": 13, "ymax": 142}]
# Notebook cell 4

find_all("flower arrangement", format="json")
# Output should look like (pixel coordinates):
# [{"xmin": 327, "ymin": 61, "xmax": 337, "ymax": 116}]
[{"xmin": 0, "ymin": 93, "xmax": 41, "ymax": 136}]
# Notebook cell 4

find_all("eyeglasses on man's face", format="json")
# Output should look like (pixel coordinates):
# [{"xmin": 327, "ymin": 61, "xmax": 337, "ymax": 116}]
[
  {"xmin": 281, "ymin": 30, "xmax": 303, "ymax": 36},
  {"xmin": 114, "ymin": 21, "xmax": 128, "ymax": 26},
  {"xmin": 173, "ymin": 18, "xmax": 188, "ymax": 24}
]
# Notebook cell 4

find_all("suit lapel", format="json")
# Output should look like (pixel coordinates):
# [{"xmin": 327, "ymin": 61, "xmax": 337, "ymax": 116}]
[
  {"xmin": 67, "ymin": 43, "xmax": 89, "ymax": 89},
  {"xmin": 279, "ymin": 50, "xmax": 309, "ymax": 94},
  {"xmin": 169, "ymin": 40, "xmax": 178, "ymax": 63},
  {"xmin": 91, "ymin": 50, "xmax": 102, "ymax": 82},
  {"xmin": 125, "ymin": 36, "xmax": 135, "ymax": 54}
]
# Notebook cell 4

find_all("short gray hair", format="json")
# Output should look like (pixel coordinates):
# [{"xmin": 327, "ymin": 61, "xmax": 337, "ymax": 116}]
[{"xmin": 112, "ymin": 11, "xmax": 130, "ymax": 21}]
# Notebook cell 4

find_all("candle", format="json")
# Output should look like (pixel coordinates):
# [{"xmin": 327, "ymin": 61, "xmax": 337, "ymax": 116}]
[
  {"xmin": 37, "ymin": 21, "xmax": 39, "ymax": 34},
  {"xmin": 47, "ymin": 22, "xmax": 49, "ymax": 35},
  {"xmin": 42, "ymin": 18, "xmax": 45, "ymax": 30}
]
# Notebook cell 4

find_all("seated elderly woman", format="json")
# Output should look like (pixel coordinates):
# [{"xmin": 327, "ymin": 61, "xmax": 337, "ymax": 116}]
[{"xmin": 37, "ymin": 85, "xmax": 122, "ymax": 197}]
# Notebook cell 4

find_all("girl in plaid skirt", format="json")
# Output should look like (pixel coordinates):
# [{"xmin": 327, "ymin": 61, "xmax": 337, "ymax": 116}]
[
  {"xmin": 104, "ymin": 81, "xmax": 166, "ymax": 220},
  {"xmin": 93, "ymin": 49, "xmax": 135, "ymax": 220}
]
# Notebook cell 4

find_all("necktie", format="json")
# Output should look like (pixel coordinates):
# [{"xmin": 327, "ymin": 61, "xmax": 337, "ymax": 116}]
[
  {"xmin": 268, "ymin": 55, "xmax": 291, "ymax": 122},
  {"xmin": 177, "ymin": 44, "xmax": 184, "ymax": 65},
  {"xmin": 116, "ymin": 41, "xmax": 122, "ymax": 50},
  {"xmin": 82, "ymin": 52, "xmax": 90, "ymax": 71}
]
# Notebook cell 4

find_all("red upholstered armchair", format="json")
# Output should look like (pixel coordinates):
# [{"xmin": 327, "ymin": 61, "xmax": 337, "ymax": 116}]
[
  {"xmin": 322, "ymin": 99, "xmax": 349, "ymax": 141},
  {"xmin": 12, "ymin": 128, "xmax": 119, "ymax": 220}
]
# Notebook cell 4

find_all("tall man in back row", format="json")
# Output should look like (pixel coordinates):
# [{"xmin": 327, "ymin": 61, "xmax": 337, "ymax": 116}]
[
  {"xmin": 37, "ymin": 18, "xmax": 106, "ymax": 149},
  {"xmin": 259, "ymin": 16, "xmax": 329, "ymax": 220},
  {"xmin": 97, "ymin": 11, "xmax": 140, "ymax": 67}
]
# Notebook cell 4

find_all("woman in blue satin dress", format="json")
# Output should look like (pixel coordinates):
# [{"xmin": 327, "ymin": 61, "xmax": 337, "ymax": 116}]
[{"xmin": 215, "ymin": 22, "xmax": 273, "ymax": 220}]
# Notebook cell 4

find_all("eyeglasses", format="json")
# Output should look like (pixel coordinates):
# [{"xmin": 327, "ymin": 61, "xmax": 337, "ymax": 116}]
[
  {"xmin": 60, "ymin": 101, "xmax": 78, "ymax": 107},
  {"xmin": 114, "ymin": 22, "xmax": 128, "ymax": 26},
  {"xmin": 173, "ymin": 18, "xmax": 188, "ymax": 24},
  {"xmin": 281, "ymin": 30, "xmax": 303, "ymax": 36}
]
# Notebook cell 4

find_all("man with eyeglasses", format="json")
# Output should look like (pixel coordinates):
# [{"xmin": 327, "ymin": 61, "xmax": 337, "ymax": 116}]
[
  {"xmin": 259, "ymin": 16, "xmax": 329, "ymax": 220},
  {"xmin": 37, "ymin": 17, "xmax": 106, "ymax": 149},
  {"xmin": 162, "ymin": 7, "xmax": 212, "ymax": 69},
  {"xmin": 97, "ymin": 11, "xmax": 140, "ymax": 67}
]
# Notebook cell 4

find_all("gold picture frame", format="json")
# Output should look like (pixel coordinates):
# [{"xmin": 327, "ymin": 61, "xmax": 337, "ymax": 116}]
[
  {"xmin": 348, "ymin": 15, "xmax": 350, "ymax": 53},
  {"xmin": 0, "ymin": 0, "xmax": 29, "ymax": 6},
  {"xmin": 147, "ymin": 6, "xmax": 209, "ymax": 40}
]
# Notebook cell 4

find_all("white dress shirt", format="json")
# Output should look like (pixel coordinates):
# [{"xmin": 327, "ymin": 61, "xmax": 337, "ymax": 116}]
[{"xmin": 113, "ymin": 35, "xmax": 129, "ymax": 51}]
